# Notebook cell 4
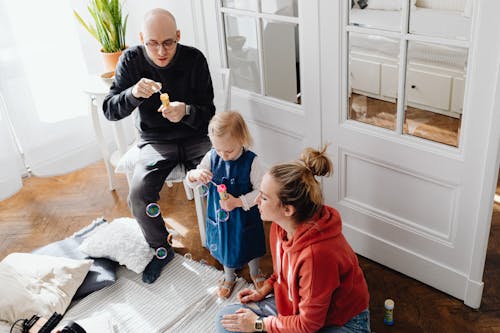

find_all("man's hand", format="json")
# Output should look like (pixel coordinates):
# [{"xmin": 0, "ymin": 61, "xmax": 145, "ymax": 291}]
[
  {"xmin": 158, "ymin": 101, "xmax": 187, "ymax": 123},
  {"xmin": 132, "ymin": 78, "xmax": 161, "ymax": 99}
]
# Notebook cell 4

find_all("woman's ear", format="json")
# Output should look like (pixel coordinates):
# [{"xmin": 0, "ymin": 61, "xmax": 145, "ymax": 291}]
[{"xmin": 283, "ymin": 204, "xmax": 296, "ymax": 217}]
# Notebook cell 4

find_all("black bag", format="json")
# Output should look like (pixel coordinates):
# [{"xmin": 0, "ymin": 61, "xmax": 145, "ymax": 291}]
[{"xmin": 59, "ymin": 321, "xmax": 87, "ymax": 333}]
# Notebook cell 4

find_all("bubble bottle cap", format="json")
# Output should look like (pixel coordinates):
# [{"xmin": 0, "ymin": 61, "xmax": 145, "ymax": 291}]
[
  {"xmin": 384, "ymin": 299, "xmax": 395, "ymax": 310},
  {"xmin": 217, "ymin": 184, "xmax": 227, "ymax": 193}
]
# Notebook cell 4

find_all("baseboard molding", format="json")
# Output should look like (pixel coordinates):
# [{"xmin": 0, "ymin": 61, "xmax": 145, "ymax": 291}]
[
  {"xmin": 0, "ymin": 177, "xmax": 23, "ymax": 201},
  {"xmin": 29, "ymin": 141, "xmax": 106, "ymax": 177},
  {"xmin": 344, "ymin": 224, "xmax": 470, "ymax": 304},
  {"xmin": 464, "ymin": 278, "xmax": 484, "ymax": 309}
]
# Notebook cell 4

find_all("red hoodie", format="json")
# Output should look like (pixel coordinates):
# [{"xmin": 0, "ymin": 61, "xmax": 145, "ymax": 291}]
[{"xmin": 263, "ymin": 205, "xmax": 369, "ymax": 333}]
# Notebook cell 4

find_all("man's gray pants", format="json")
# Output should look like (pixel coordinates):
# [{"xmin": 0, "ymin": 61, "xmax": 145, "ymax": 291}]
[{"xmin": 128, "ymin": 136, "xmax": 211, "ymax": 249}]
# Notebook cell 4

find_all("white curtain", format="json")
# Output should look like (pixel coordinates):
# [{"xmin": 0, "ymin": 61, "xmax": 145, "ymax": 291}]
[
  {"xmin": 0, "ymin": 0, "xmax": 105, "ymax": 200},
  {"xmin": 0, "ymin": 94, "xmax": 23, "ymax": 200}
]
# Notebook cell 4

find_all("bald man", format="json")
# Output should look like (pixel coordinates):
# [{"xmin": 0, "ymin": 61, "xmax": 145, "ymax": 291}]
[{"xmin": 103, "ymin": 9, "xmax": 214, "ymax": 283}]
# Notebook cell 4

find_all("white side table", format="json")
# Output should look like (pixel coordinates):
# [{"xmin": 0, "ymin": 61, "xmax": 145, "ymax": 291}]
[{"xmin": 83, "ymin": 75, "xmax": 129, "ymax": 191}]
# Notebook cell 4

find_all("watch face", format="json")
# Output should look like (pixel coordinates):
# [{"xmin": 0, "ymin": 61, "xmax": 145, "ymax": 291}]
[{"xmin": 255, "ymin": 319, "xmax": 263, "ymax": 331}]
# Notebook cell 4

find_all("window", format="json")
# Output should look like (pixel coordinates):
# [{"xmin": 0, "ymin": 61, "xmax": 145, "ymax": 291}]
[
  {"xmin": 347, "ymin": 0, "xmax": 471, "ymax": 147},
  {"xmin": 220, "ymin": 0, "xmax": 301, "ymax": 104}
]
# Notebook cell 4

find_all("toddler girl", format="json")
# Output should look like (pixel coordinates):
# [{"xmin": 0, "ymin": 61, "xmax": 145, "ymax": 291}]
[{"xmin": 186, "ymin": 111, "xmax": 266, "ymax": 298}]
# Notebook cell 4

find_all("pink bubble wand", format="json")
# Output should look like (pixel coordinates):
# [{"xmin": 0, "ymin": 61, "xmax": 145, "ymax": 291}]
[{"xmin": 209, "ymin": 181, "xmax": 229, "ymax": 222}]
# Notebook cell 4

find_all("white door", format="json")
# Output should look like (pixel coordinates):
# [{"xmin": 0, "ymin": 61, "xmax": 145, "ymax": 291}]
[{"xmin": 321, "ymin": 0, "xmax": 500, "ymax": 308}]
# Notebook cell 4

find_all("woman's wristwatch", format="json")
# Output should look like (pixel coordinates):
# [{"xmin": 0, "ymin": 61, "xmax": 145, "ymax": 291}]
[{"xmin": 254, "ymin": 317, "xmax": 264, "ymax": 332}]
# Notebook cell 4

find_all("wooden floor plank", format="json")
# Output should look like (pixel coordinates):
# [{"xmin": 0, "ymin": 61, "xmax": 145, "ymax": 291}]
[{"xmin": 0, "ymin": 161, "xmax": 498, "ymax": 332}]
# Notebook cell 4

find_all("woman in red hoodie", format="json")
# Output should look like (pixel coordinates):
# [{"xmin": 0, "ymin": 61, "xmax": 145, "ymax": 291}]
[{"xmin": 217, "ymin": 146, "xmax": 370, "ymax": 333}]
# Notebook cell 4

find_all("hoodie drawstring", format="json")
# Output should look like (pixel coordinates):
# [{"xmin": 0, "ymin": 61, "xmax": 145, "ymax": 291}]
[
  {"xmin": 276, "ymin": 238, "xmax": 293, "ymax": 302},
  {"xmin": 287, "ymin": 254, "xmax": 293, "ymax": 302},
  {"xmin": 276, "ymin": 239, "xmax": 281, "ymax": 284}
]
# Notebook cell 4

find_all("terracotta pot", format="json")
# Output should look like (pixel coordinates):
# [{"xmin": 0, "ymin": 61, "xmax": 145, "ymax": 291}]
[{"xmin": 100, "ymin": 48, "xmax": 124, "ymax": 73}]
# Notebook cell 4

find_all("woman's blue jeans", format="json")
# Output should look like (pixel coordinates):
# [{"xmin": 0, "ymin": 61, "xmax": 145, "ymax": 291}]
[{"xmin": 216, "ymin": 295, "xmax": 370, "ymax": 333}]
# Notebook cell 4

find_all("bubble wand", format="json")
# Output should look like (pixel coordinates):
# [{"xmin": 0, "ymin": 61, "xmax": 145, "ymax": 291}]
[
  {"xmin": 212, "ymin": 181, "xmax": 230, "ymax": 222},
  {"xmin": 197, "ymin": 180, "xmax": 230, "ymax": 222},
  {"xmin": 210, "ymin": 181, "xmax": 228, "ymax": 200}
]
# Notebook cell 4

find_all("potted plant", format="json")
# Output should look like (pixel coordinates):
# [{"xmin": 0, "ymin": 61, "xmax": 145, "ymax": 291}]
[{"xmin": 74, "ymin": 0, "xmax": 128, "ymax": 72}]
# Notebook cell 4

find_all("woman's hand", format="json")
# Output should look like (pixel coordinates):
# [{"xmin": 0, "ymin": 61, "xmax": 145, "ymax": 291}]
[
  {"xmin": 219, "ymin": 193, "xmax": 242, "ymax": 212},
  {"xmin": 158, "ymin": 101, "xmax": 187, "ymax": 123},
  {"xmin": 188, "ymin": 169, "xmax": 212, "ymax": 183},
  {"xmin": 220, "ymin": 308, "xmax": 259, "ymax": 332},
  {"xmin": 238, "ymin": 288, "xmax": 266, "ymax": 304}
]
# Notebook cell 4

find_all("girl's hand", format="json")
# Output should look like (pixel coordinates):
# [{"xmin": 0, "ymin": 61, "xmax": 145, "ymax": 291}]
[
  {"xmin": 219, "ymin": 193, "xmax": 242, "ymax": 212},
  {"xmin": 220, "ymin": 308, "xmax": 259, "ymax": 332},
  {"xmin": 188, "ymin": 169, "xmax": 212, "ymax": 183}
]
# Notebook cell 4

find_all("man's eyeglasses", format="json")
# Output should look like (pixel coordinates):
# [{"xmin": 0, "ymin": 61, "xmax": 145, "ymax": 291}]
[{"xmin": 145, "ymin": 39, "xmax": 177, "ymax": 51}]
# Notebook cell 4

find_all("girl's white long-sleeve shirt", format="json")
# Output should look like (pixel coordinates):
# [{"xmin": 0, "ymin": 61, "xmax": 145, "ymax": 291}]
[{"xmin": 185, "ymin": 150, "xmax": 265, "ymax": 211}]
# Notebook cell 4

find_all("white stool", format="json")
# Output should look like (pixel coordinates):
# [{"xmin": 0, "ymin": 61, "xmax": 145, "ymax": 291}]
[{"xmin": 83, "ymin": 75, "xmax": 129, "ymax": 191}]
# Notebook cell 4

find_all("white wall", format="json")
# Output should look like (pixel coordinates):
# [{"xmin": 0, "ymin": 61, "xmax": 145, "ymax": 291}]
[{"xmin": 72, "ymin": 0, "xmax": 195, "ymax": 75}]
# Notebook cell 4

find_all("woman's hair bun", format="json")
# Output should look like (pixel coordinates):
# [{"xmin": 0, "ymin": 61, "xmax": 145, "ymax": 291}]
[{"xmin": 299, "ymin": 145, "xmax": 333, "ymax": 177}]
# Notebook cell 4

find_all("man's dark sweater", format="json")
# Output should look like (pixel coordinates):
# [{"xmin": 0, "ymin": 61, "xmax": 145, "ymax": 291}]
[{"xmin": 103, "ymin": 44, "xmax": 215, "ymax": 145}]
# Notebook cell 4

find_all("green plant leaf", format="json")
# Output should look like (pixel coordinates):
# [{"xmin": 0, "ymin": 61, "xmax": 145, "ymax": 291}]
[{"xmin": 74, "ymin": 0, "xmax": 127, "ymax": 53}]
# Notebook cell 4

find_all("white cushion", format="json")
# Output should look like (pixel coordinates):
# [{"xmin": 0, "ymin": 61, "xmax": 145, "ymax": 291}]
[
  {"xmin": 114, "ymin": 145, "xmax": 139, "ymax": 174},
  {"xmin": 115, "ymin": 145, "xmax": 187, "ymax": 182},
  {"xmin": 79, "ymin": 218, "xmax": 154, "ymax": 274},
  {"xmin": 0, "ymin": 253, "xmax": 92, "ymax": 323}
]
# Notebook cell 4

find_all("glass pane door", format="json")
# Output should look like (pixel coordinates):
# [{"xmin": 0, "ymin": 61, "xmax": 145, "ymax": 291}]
[{"xmin": 346, "ymin": 0, "xmax": 471, "ymax": 147}]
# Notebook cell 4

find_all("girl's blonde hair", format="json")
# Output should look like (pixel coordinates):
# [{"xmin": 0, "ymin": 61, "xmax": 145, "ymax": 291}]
[
  {"xmin": 269, "ymin": 145, "xmax": 333, "ymax": 222},
  {"xmin": 208, "ymin": 111, "xmax": 253, "ymax": 148}
]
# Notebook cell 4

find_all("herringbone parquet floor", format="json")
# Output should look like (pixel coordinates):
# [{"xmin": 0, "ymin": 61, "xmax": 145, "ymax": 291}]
[{"xmin": 0, "ymin": 161, "xmax": 498, "ymax": 332}]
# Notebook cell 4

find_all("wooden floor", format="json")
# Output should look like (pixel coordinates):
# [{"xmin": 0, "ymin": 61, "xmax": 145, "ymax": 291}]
[{"xmin": 0, "ymin": 162, "xmax": 498, "ymax": 332}]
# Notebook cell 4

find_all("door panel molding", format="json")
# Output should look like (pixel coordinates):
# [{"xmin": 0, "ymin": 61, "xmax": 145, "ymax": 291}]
[{"xmin": 340, "ymin": 151, "xmax": 458, "ymax": 242}]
